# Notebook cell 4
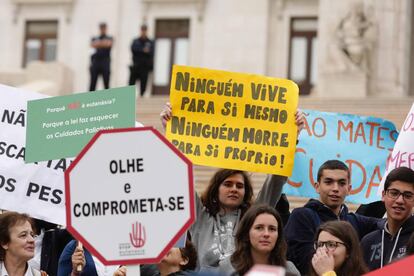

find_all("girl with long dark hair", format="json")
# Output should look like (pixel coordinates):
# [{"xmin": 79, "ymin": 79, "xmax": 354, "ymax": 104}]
[
  {"xmin": 310, "ymin": 221, "xmax": 368, "ymax": 276},
  {"xmin": 220, "ymin": 204, "xmax": 299, "ymax": 275}
]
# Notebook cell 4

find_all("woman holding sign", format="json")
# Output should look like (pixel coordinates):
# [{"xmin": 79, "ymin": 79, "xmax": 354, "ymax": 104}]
[
  {"xmin": 57, "ymin": 240, "xmax": 120, "ymax": 276},
  {"xmin": 161, "ymin": 103, "xmax": 304, "ymax": 272},
  {"xmin": 219, "ymin": 204, "xmax": 299, "ymax": 275}
]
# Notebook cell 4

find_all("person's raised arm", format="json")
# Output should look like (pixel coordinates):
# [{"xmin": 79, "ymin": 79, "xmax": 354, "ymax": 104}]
[
  {"xmin": 255, "ymin": 174, "xmax": 287, "ymax": 206},
  {"xmin": 160, "ymin": 102, "xmax": 172, "ymax": 130},
  {"xmin": 295, "ymin": 109, "xmax": 305, "ymax": 137}
]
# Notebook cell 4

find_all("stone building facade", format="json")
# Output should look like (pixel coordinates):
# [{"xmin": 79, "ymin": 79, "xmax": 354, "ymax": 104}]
[{"xmin": 0, "ymin": 0, "xmax": 413, "ymax": 97}]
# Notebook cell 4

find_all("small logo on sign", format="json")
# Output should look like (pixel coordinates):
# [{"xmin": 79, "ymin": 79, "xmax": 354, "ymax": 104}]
[
  {"xmin": 67, "ymin": 101, "xmax": 80, "ymax": 110},
  {"xmin": 129, "ymin": 221, "xmax": 146, "ymax": 248}
]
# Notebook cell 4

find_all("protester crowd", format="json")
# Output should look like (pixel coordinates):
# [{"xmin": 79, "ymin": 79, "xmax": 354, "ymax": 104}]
[
  {"xmin": 2, "ymin": 160, "xmax": 413, "ymax": 276},
  {"xmin": 1, "ymin": 80, "xmax": 414, "ymax": 275}
]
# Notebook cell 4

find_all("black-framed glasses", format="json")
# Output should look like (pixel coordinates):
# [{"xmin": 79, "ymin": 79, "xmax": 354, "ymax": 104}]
[
  {"xmin": 385, "ymin": 188, "xmax": 414, "ymax": 202},
  {"xmin": 314, "ymin": 240, "xmax": 346, "ymax": 251}
]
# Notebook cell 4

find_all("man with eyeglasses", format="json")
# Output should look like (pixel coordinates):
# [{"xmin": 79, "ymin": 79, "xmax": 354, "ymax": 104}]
[
  {"xmin": 361, "ymin": 166, "xmax": 414, "ymax": 270},
  {"xmin": 284, "ymin": 160, "xmax": 380, "ymax": 275}
]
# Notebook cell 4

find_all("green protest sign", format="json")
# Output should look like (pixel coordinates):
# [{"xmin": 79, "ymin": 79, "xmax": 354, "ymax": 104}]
[{"xmin": 25, "ymin": 86, "xmax": 136, "ymax": 163}]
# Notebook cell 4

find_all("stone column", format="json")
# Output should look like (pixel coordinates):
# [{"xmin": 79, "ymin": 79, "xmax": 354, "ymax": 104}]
[{"xmin": 316, "ymin": 0, "xmax": 375, "ymax": 98}]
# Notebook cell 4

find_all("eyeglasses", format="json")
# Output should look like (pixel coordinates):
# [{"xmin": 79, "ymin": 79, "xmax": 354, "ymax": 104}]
[
  {"xmin": 385, "ymin": 188, "xmax": 414, "ymax": 202},
  {"xmin": 314, "ymin": 240, "xmax": 346, "ymax": 251}
]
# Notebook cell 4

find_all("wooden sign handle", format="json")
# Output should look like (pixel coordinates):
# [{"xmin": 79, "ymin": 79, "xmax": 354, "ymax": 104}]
[
  {"xmin": 127, "ymin": 265, "xmax": 140, "ymax": 276},
  {"xmin": 76, "ymin": 241, "xmax": 83, "ymax": 272}
]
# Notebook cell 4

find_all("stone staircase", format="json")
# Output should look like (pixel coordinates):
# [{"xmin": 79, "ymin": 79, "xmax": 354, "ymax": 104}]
[{"xmin": 136, "ymin": 95, "xmax": 414, "ymax": 211}]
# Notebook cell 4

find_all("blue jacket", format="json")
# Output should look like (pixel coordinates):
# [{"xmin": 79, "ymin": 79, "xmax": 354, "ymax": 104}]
[
  {"xmin": 361, "ymin": 215, "xmax": 414, "ymax": 271},
  {"xmin": 57, "ymin": 240, "xmax": 98, "ymax": 276},
  {"xmin": 285, "ymin": 199, "xmax": 379, "ymax": 275}
]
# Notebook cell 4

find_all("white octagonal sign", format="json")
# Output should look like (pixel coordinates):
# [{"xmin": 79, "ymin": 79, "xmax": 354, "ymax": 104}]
[{"xmin": 65, "ymin": 127, "xmax": 195, "ymax": 265}]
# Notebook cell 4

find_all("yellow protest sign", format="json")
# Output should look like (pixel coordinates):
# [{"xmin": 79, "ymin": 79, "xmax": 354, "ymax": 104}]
[{"xmin": 166, "ymin": 65, "xmax": 299, "ymax": 176}]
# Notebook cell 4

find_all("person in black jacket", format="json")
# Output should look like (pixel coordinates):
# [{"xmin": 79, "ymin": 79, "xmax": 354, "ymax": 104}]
[
  {"xmin": 29, "ymin": 219, "xmax": 72, "ymax": 276},
  {"xmin": 89, "ymin": 23, "xmax": 113, "ymax": 91},
  {"xmin": 361, "ymin": 167, "xmax": 414, "ymax": 270},
  {"xmin": 129, "ymin": 24, "xmax": 154, "ymax": 97},
  {"xmin": 284, "ymin": 160, "xmax": 380, "ymax": 275},
  {"xmin": 407, "ymin": 231, "xmax": 414, "ymax": 255}
]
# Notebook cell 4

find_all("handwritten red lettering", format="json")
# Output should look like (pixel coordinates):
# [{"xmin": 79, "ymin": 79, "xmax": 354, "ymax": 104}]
[
  {"xmin": 354, "ymin": 123, "xmax": 367, "ymax": 144},
  {"xmin": 386, "ymin": 150, "xmax": 414, "ymax": 170},
  {"xmin": 402, "ymin": 112, "xmax": 414, "ymax": 132},
  {"xmin": 312, "ymin": 117, "xmax": 326, "ymax": 138},
  {"xmin": 365, "ymin": 166, "xmax": 382, "ymax": 198},
  {"xmin": 337, "ymin": 120, "xmax": 353, "ymax": 142},
  {"xmin": 376, "ymin": 127, "xmax": 388, "ymax": 150},
  {"xmin": 348, "ymin": 159, "xmax": 367, "ymax": 195}
]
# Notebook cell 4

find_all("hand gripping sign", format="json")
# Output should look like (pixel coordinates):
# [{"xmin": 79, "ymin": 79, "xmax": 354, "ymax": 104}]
[{"xmin": 65, "ymin": 127, "xmax": 195, "ymax": 265}]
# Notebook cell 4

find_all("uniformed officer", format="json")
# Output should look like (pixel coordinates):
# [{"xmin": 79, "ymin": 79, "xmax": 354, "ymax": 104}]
[
  {"xmin": 128, "ymin": 24, "xmax": 154, "ymax": 96},
  {"xmin": 89, "ymin": 22, "xmax": 113, "ymax": 91}
]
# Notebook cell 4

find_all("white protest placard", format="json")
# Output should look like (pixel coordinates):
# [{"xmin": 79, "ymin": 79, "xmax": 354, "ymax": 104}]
[
  {"xmin": 0, "ymin": 84, "xmax": 68, "ymax": 225},
  {"xmin": 65, "ymin": 127, "xmax": 195, "ymax": 265},
  {"xmin": 379, "ymin": 103, "xmax": 414, "ymax": 193}
]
